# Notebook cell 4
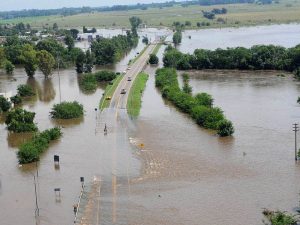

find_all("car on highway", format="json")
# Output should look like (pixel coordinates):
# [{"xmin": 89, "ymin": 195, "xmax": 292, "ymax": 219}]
[
  {"xmin": 127, "ymin": 67, "xmax": 131, "ymax": 70},
  {"xmin": 127, "ymin": 77, "xmax": 132, "ymax": 81},
  {"xmin": 121, "ymin": 89, "xmax": 126, "ymax": 94}
]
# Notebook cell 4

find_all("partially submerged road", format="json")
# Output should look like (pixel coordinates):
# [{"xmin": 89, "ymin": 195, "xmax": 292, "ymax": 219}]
[
  {"xmin": 75, "ymin": 42, "xmax": 158, "ymax": 225},
  {"xmin": 110, "ymin": 43, "xmax": 157, "ymax": 112}
]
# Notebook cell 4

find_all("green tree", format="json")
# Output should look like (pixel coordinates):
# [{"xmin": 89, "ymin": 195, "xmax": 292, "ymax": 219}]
[
  {"xmin": 5, "ymin": 108, "xmax": 37, "ymax": 132},
  {"xmin": 64, "ymin": 35, "xmax": 74, "ymax": 51},
  {"xmin": 149, "ymin": 54, "xmax": 159, "ymax": 64},
  {"xmin": 3, "ymin": 60, "xmax": 15, "ymax": 74},
  {"xmin": 53, "ymin": 23, "xmax": 58, "ymax": 31},
  {"xmin": 17, "ymin": 84, "xmax": 35, "ymax": 97},
  {"xmin": 0, "ymin": 96, "xmax": 11, "ymax": 112},
  {"xmin": 70, "ymin": 29, "xmax": 79, "ymax": 39},
  {"xmin": 85, "ymin": 50, "xmax": 95, "ymax": 73},
  {"xmin": 142, "ymin": 36, "xmax": 149, "ymax": 45},
  {"xmin": 75, "ymin": 50, "xmax": 86, "ymax": 73},
  {"xmin": 217, "ymin": 120, "xmax": 234, "ymax": 137},
  {"xmin": 37, "ymin": 50, "xmax": 55, "ymax": 78},
  {"xmin": 173, "ymin": 31, "xmax": 182, "ymax": 45},
  {"xmin": 50, "ymin": 101, "xmax": 84, "ymax": 119},
  {"xmin": 129, "ymin": 16, "xmax": 142, "ymax": 36},
  {"xmin": 20, "ymin": 44, "xmax": 38, "ymax": 77}
]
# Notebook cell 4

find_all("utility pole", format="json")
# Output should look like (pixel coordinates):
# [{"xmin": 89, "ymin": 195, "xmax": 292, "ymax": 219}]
[
  {"xmin": 33, "ymin": 175, "xmax": 39, "ymax": 217},
  {"xmin": 57, "ymin": 53, "xmax": 61, "ymax": 103},
  {"xmin": 293, "ymin": 123, "xmax": 299, "ymax": 161}
]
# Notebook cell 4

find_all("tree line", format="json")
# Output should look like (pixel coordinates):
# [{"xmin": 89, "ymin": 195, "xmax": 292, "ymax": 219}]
[
  {"xmin": 155, "ymin": 68, "xmax": 234, "ymax": 137},
  {"xmin": 0, "ymin": 18, "xmax": 140, "ymax": 76},
  {"xmin": 163, "ymin": 44, "xmax": 300, "ymax": 75}
]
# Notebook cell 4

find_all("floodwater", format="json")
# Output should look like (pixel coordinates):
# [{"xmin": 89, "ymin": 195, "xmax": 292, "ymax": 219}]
[
  {"xmin": 174, "ymin": 23, "xmax": 300, "ymax": 52},
  {"xmin": 0, "ymin": 25, "xmax": 300, "ymax": 225}
]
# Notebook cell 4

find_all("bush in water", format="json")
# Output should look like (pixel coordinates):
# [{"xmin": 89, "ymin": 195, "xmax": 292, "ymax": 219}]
[
  {"xmin": 5, "ymin": 108, "xmax": 37, "ymax": 132},
  {"xmin": 50, "ymin": 101, "xmax": 84, "ymax": 119},
  {"xmin": 17, "ymin": 127, "xmax": 62, "ymax": 164}
]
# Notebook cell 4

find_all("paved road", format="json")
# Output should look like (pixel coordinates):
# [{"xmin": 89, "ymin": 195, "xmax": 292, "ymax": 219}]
[
  {"xmin": 109, "ymin": 43, "xmax": 157, "ymax": 113},
  {"xmin": 75, "ymin": 43, "xmax": 157, "ymax": 225}
]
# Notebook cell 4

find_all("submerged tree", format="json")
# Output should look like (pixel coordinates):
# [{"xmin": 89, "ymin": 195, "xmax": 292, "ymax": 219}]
[{"xmin": 37, "ymin": 50, "xmax": 55, "ymax": 78}]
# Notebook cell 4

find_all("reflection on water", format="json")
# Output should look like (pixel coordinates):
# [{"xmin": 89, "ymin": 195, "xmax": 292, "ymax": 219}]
[
  {"xmin": 40, "ymin": 78, "xmax": 56, "ymax": 102},
  {"xmin": 132, "ymin": 66, "xmax": 300, "ymax": 225},
  {"xmin": 51, "ymin": 117, "xmax": 84, "ymax": 128},
  {"xmin": 7, "ymin": 132, "xmax": 33, "ymax": 148}
]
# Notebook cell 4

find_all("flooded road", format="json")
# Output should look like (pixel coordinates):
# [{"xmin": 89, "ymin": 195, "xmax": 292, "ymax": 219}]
[{"xmin": 0, "ymin": 25, "xmax": 300, "ymax": 225}]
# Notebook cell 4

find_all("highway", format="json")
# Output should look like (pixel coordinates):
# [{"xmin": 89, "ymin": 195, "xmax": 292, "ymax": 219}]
[{"xmin": 109, "ymin": 43, "xmax": 157, "ymax": 113}]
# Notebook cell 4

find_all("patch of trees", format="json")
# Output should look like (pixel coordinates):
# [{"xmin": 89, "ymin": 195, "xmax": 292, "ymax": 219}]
[
  {"xmin": 0, "ymin": 35, "xmax": 83, "ymax": 75},
  {"xmin": 83, "ymin": 26, "xmax": 97, "ymax": 33},
  {"xmin": 50, "ymin": 101, "xmax": 84, "ymax": 119},
  {"xmin": 79, "ymin": 70, "xmax": 117, "ymax": 92},
  {"xmin": 202, "ymin": 8, "xmax": 227, "ymax": 20},
  {"xmin": 17, "ymin": 84, "xmax": 35, "ymax": 97},
  {"xmin": 0, "ymin": 96, "xmax": 11, "ymax": 113},
  {"xmin": 79, "ymin": 74, "xmax": 97, "ymax": 92},
  {"xmin": 155, "ymin": 68, "xmax": 234, "ymax": 136},
  {"xmin": 142, "ymin": 36, "xmax": 149, "ymax": 45},
  {"xmin": 17, "ymin": 127, "xmax": 62, "ymax": 164},
  {"xmin": 0, "ymin": 23, "xmax": 33, "ymax": 36},
  {"xmin": 91, "ymin": 32, "xmax": 138, "ymax": 65},
  {"xmin": 5, "ymin": 108, "xmax": 38, "ymax": 133},
  {"xmin": 173, "ymin": 31, "xmax": 182, "ymax": 45},
  {"xmin": 163, "ymin": 44, "xmax": 300, "ymax": 74},
  {"xmin": 149, "ymin": 54, "xmax": 159, "ymax": 64},
  {"xmin": 76, "ymin": 50, "xmax": 95, "ymax": 73}
]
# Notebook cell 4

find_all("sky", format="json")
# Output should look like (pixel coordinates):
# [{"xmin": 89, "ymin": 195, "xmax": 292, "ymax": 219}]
[{"xmin": 1, "ymin": 0, "xmax": 168, "ymax": 11}]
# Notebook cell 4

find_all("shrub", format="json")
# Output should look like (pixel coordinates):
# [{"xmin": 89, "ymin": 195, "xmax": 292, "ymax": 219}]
[
  {"xmin": 262, "ymin": 209, "xmax": 298, "ymax": 225},
  {"xmin": 149, "ymin": 54, "xmax": 159, "ymax": 64},
  {"xmin": 17, "ymin": 127, "xmax": 62, "ymax": 164},
  {"xmin": 94, "ymin": 70, "xmax": 116, "ymax": 82},
  {"xmin": 17, "ymin": 84, "xmax": 35, "ymax": 97},
  {"xmin": 5, "ymin": 108, "xmax": 37, "ymax": 132},
  {"xmin": 50, "ymin": 101, "xmax": 84, "ymax": 119},
  {"xmin": 217, "ymin": 120, "xmax": 234, "ymax": 137},
  {"xmin": 3, "ymin": 60, "xmax": 15, "ymax": 74},
  {"xmin": 10, "ymin": 95, "xmax": 22, "ymax": 105},
  {"xmin": 80, "ymin": 73, "xmax": 97, "ymax": 91},
  {"xmin": 195, "ymin": 93, "xmax": 213, "ymax": 107},
  {"xmin": 155, "ymin": 68, "xmax": 233, "ymax": 136},
  {"xmin": 0, "ymin": 96, "xmax": 11, "ymax": 112}
]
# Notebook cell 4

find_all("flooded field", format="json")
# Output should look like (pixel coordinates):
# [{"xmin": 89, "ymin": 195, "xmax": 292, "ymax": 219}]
[
  {"xmin": 0, "ymin": 25, "xmax": 300, "ymax": 225},
  {"xmin": 133, "ymin": 68, "xmax": 300, "ymax": 225},
  {"xmin": 175, "ymin": 23, "xmax": 300, "ymax": 52}
]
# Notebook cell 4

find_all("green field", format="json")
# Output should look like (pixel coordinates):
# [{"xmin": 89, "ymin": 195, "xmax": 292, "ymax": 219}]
[
  {"xmin": 99, "ymin": 74, "xmax": 124, "ymax": 111},
  {"xmin": 2, "ymin": 0, "xmax": 300, "ymax": 29},
  {"xmin": 127, "ymin": 72, "xmax": 149, "ymax": 117}
]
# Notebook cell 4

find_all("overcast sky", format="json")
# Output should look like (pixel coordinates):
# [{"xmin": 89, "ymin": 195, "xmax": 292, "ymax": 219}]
[{"xmin": 1, "ymin": 0, "xmax": 168, "ymax": 11}]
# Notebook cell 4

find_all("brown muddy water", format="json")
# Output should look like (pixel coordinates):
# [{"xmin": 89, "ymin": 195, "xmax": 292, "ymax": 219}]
[{"xmin": 0, "ymin": 25, "xmax": 300, "ymax": 225}]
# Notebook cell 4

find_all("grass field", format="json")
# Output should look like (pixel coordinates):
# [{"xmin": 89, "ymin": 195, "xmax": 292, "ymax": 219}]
[
  {"xmin": 127, "ymin": 72, "xmax": 149, "ymax": 117},
  {"xmin": 99, "ymin": 74, "xmax": 124, "ymax": 111},
  {"xmin": 2, "ymin": 0, "xmax": 300, "ymax": 29}
]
